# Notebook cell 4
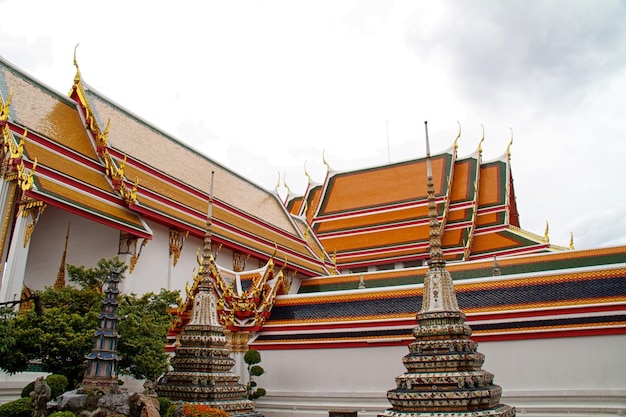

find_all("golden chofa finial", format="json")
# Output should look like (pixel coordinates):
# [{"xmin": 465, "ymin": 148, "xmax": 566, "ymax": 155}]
[
  {"xmin": 478, "ymin": 124, "xmax": 485, "ymax": 156},
  {"xmin": 507, "ymin": 127, "xmax": 513, "ymax": 159},
  {"xmin": 73, "ymin": 43, "xmax": 81, "ymax": 82},
  {"xmin": 283, "ymin": 172, "xmax": 292, "ymax": 196},
  {"xmin": 544, "ymin": 221, "xmax": 550, "ymax": 242},
  {"xmin": 275, "ymin": 171, "xmax": 281, "ymax": 191},
  {"xmin": 453, "ymin": 120, "xmax": 461, "ymax": 153},
  {"xmin": 304, "ymin": 160, "xmax": 311, "ymax": 184},
  {"xmin": 569, "ymin": 232, "xmax": 575, "ymax": 250},
  {"xmin": 322, "ymin": 149, "xmax": 329, "ymax": 171}
]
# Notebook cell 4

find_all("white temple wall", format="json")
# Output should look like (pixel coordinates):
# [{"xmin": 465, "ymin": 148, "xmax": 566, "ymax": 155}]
[
  {"xmin": 23, "ymin": 206, "xmax": 119, "ymax": 291},
  {"xmin": 254, "ymin": 334, "xmax": 626, "ymax": 417},
  {"xmin": 121, "ymin": 220, "xmax": 171, "ymax": 295}
]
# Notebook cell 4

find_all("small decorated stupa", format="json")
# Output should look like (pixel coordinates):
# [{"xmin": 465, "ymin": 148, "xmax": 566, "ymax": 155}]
[
  {"xmin": 378, "ymin": 123, "xmax": 515, "ymax": 417},
  {"xmin": 156, "ymin": 173, "xmax": 261, "ymax": 416}
]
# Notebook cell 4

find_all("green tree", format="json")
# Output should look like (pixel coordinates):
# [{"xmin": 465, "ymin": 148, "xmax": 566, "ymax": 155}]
[
  {"xmin": 0, "ymin": 257, "xmax": 177, "ymax": 388},
  {"xmin": 66, "ymin": 257, "xmax": 126, "ymax": 293},
  {"xmin": 243, "ymin": 349, "xmax": 266, "ymax": 400},
  {"xmin": 117, "ymin": 289, "xmax": 179, "ymax": 381}
]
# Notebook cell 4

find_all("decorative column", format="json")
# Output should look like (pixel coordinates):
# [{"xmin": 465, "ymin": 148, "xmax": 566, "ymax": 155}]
[{"xmin": 0, "ymin": 201, "xmax": 45, "ymax": 303}]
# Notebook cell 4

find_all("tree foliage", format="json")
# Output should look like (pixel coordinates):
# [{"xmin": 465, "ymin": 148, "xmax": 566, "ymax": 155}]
[
  {"xmin": 117, "ymin": 289, "xmax": 179, "ymax": 381},
  {"xmin": 243, "ymin": 349, "xmax": 266, "ymax": 400},
  {"xmin": 0, "ymin": 257, "xmax": 177, "ymax": 388}
]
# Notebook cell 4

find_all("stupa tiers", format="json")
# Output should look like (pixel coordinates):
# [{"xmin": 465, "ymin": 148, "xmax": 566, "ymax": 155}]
[
  {"xmin": 80, "ymin": 268, "xmax": 122, "ymax": 394},
  {"xmin": 156, "ymin": 175, "xmax": 261, "ymax": 416},
  {"xmin": 379, "ymin": 123, "xmax": 515, "ymax": 417}
]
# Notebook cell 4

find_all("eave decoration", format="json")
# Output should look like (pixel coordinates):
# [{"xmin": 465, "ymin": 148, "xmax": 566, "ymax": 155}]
[
  {"xmin": 173, "ymin": 252, "xmax": 287, "ymax": 334},
  {"xmin": 69, "ymin": 48, "xmax": 138, "ymax": 205}
]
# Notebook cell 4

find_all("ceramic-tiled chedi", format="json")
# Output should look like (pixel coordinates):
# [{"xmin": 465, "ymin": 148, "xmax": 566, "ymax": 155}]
[
  {"xmin": 379, "ymin": 123, "xmax": 515, "ymax": 417},
  {"xmin": 156, "ymin": 182, "xmax": 261, "ymax": 416}
]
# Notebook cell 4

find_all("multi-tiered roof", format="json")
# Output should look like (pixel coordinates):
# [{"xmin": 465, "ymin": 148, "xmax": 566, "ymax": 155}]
[{"xmin": 286, "ymin": 126, "xmax": 564, "ymax": 271}]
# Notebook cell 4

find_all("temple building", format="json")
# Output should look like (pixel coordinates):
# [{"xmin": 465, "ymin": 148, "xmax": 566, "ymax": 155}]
[{"xmin": 0, "ymin": 53, "xmax": 624, "ymax": 416}]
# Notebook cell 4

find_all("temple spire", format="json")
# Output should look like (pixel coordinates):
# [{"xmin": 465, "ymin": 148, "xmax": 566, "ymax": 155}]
[
  {"xmin": 424, "ymin": 121, "xmax": 444, "ymax": 265},
  {"xmin": 379, "ymin": 122, "xmax": 515, "ymax": 417},
  {"xmin": 54, "ymin": 222, "xmax": 70, "ymax": 289}
]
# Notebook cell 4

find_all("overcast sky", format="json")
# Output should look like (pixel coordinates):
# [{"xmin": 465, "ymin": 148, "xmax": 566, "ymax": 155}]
[{"xmin": 1, "ymin": 0, "xmax": 625, "ymax": 250}]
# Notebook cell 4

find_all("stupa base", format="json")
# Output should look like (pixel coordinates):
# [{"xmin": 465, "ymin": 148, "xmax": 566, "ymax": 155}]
[{"xmin": 378, "ymin": 404, "xmax": 515, "ymax": 417}]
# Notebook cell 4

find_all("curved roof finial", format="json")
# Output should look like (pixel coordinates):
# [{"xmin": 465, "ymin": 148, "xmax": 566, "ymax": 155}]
[
  {"xmin": 453, "ymin": 120, "xmax": 461, "ymax": 152},
  {"xmin": 283, "ymin": 172, "xmax": 291, "ymax": 195},
  {"xmin": 507, "ymin": 127, "xmax": 514, "ymax": 158},
  {"xmin": 73, "ymin": 43, "xmax": 81, "ymax": 82},
  {"xmin": 544, "ymin": 221, "xmax": 550, "ymax": 242},
  {"xmin": 478, "ymin": 124, "xmax": 485, "ymax": 156},
  {"xmin": 275, "ymin": 171, "xmax": 281, "ymax": 191},
  {"xmin": 304, "ymin": 160, "xmax": 311, "ymax": 184},
  {"xmin": 322, "ymin": 149, "xmax": 330, "ymax": 171},
  {"xmin": 569, "ymin": 232, "xmax": 575, "ymax": 250}
]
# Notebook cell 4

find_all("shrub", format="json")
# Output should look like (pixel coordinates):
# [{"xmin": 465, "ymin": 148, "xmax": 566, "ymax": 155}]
[
  {"xmin": 20, "ymin": 374, "xmax": 69, "ymax": 399},
  {"xmin": 19, "ymin": 381, "xmax": 34, "ymax": 398},
  {"xmin": 46, "ymin": 374, "xmax": 69, "ymax": 399},
  {"xmin": 243, "ymin": 350, "xmax": 261, "ymax": 365},
  {"xmin": 0, "ymin": 397, "xmax": 32, "ymax": 417},
  {"xmin": 243, "ymin": 349, "xmax": 266, "ymax": 401},
  {"xmin": 157, "ymin": 397, "xmax": 172, "ymax": 417},
  {"xmin": 48, "ymin": 412, "xmax": 75, "ymax": 417}
]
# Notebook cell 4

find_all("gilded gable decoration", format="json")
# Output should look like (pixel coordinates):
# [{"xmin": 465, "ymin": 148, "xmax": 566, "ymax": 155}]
[
  {"xmin": 232, "ymin": 251, "xmax": 249, "ymax": 272},
  {"xmin": 119, "ymin": 231, "xmax": 149, "ymax": 273},
  {"xmin": 70, "ymin": 51, "xmax": 138, "ymax": 206},
  {"xmin": 0, "ymin": 88, "xmax": 12, "ymax": 126},
  {"xmin": 2, "ymin": 129, "xmax": 26, "ymax": 179},
  {"xmin": 211, "ymin": 242, "xmax": 222, "ymax": 259},
  {"xmin": 17, "ymin": 158, "xmax": 36, "ymax": 192},
  {"xmin": 18, "ymin": 285, "xmax": 33, "ymax": 315},
  {"xmin": 20, "ymin": 199, "xmax": 46, "ymax": 248},
  {"xmin": 169, "ymin": 229, "xmax": 189, "ymax": 267}
]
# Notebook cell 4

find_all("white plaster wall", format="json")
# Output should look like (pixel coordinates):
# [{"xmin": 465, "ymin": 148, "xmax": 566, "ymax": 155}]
[
  {"xmin": 254, "ymin": 335, "xmax": 626, "ymax": 416},
  {"xmin": 24, "ymin": 206, "xmax": 119, "ymax": 291},
  {"xmin": 121, "ymin": 220, "xmax": 171, "ymax": 295}
]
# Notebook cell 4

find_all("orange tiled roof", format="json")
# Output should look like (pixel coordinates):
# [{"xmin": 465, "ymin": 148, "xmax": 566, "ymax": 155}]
[
  {"xmin": 288, "ymin": 141, "xmax": 556, "ymax": 269},
  {"xmin": 0, "ymin": 59, "xmax": 151, "ymax": 237},
  {"xmin": 74, "ymin": 80, "xmax": 330, "ymax": 276}
]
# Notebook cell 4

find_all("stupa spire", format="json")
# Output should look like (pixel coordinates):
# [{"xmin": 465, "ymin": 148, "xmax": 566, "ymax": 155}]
[
  {"xmin": 378, "ymin": 122, "xmax": 515, "ymax": 417},
  {"xmin": 421, "ymin": 121, "xmax": 460, "ymax": 314},
  {"xmin": 156, "ymin": 172, "xmax": 260, "ymax": 416}
]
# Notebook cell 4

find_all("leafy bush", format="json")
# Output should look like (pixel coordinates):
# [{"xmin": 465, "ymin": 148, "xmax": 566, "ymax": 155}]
[
  {"xmin": 20, "ymin": 374, "xmax": 69, "ymax": 399},
  {"xmin": 0, "ymin": 397, "xmax": 32, "ymax": 417},
  {"xmin": 157, "ymin": 397, "xmax": 172, "ymax": 417},
  {"xmin": 48, "ymin": 412, "xmax": 75, "ymax": 417},
  {"xmin": 46, "ymin": 374, "xmax": 69, "ymax": 399},
  {"xmin": 19, "ymin": 381, "xmax": 34, "ymax": 398},
  {"xmin": 243, "ymin": 349, "xmax": 266, "ymax": 400},
  {"xmin": 243, "ymin": 350, "xmax": 261, "ymax": 365}
]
